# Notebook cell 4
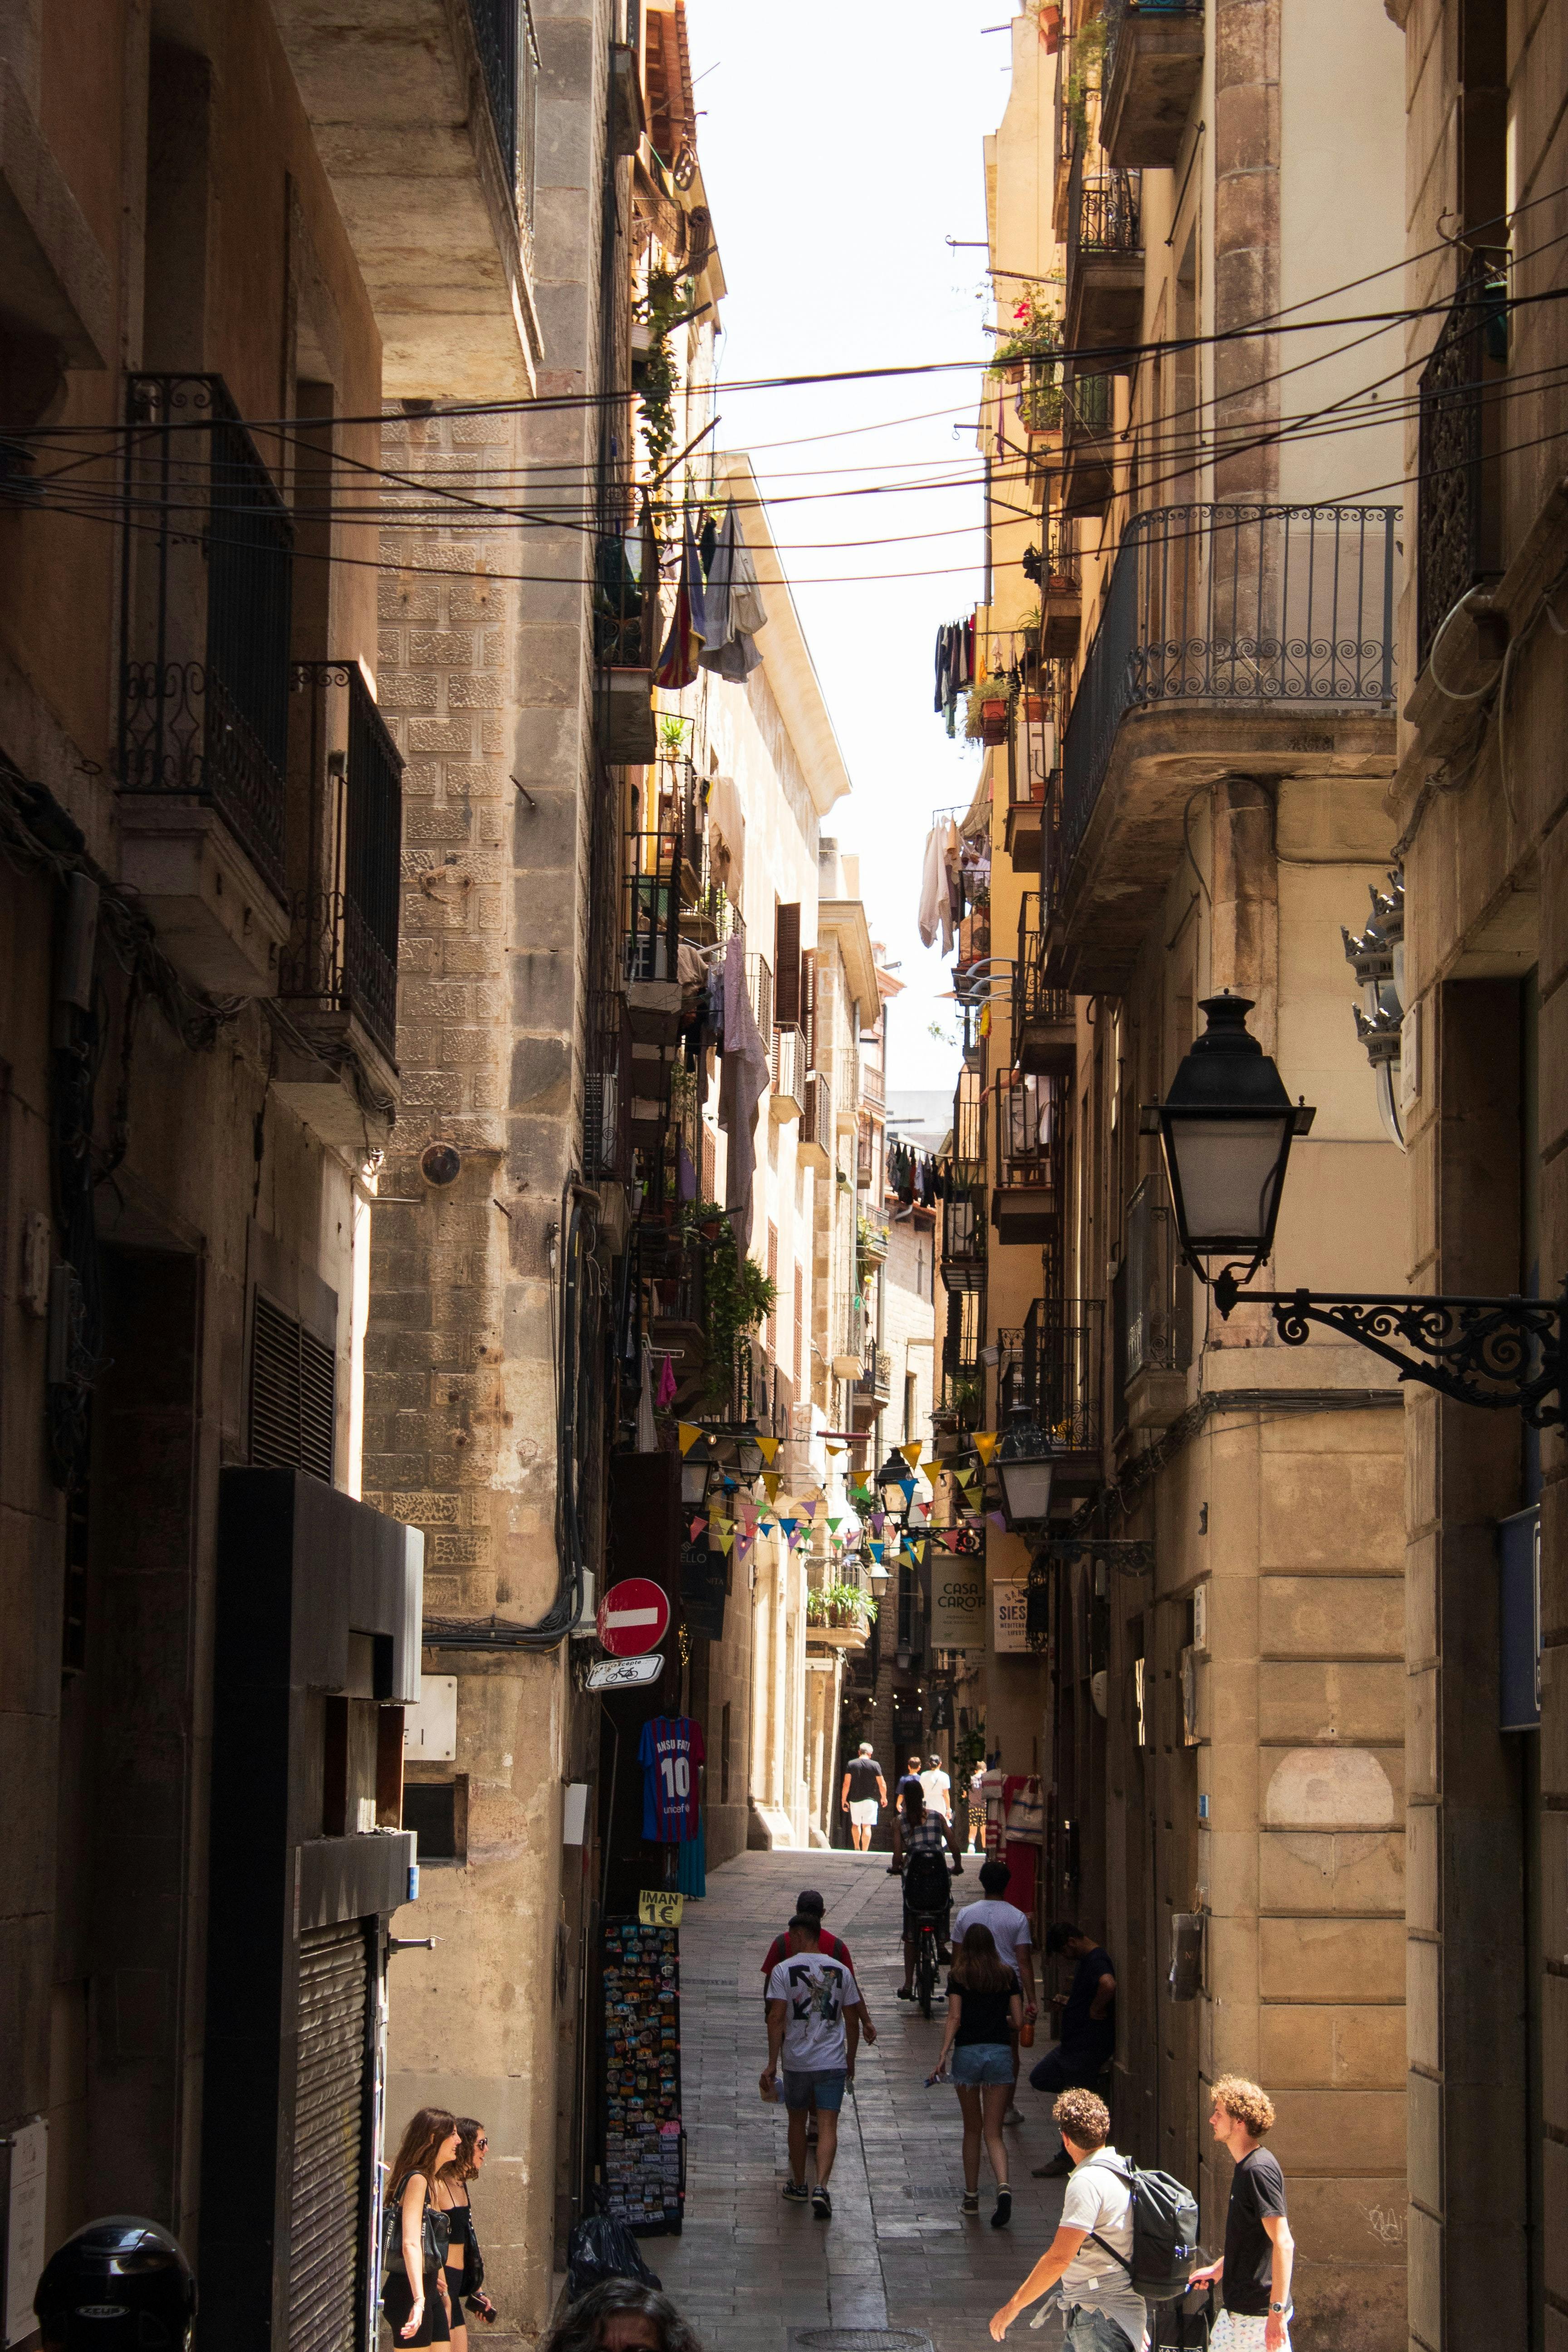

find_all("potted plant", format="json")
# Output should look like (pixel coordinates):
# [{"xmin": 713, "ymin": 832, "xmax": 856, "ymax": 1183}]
[{"xmin": 966, "ymin": 676, "xmax": 1014, "ymax": 746}]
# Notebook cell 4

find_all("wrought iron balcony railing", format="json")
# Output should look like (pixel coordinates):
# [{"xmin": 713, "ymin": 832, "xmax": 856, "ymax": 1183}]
[
  {"xmin": 1011, "ymin": 893, "xmax": 1073, "ymax": 1039},
  {"xmin": 1416, "ymin": 262, "xmax": 1507, "ymax": 672},
  {"xmin": 990, "ymin": 1071, "xmax": 1064, "ymax": 1195},
  {"xmin": 1074, "ymin": 167, "xmax": 1143, "ymax": 256},
  {"xmin": 280, "ymin": 663, "xmax": 404, "ymax": 1066},
  {"xmin": 624, "ymin": 819, "xmax": 681, "ymax": 983},
  {"xmin": 940, "ymin": 1178, "xmax": 987, "ymax": 1294},
  {"xmin": 998, "ymin": 1298, "xmax": 1105, "ymax": 1459},
  {"xmin": 1060, "ymin": 501, "xmax": 1401, "ymax": 883},
  {"xmin": 118, "ymin": 373, "xmax": 293, "ymax": 901},
  {"xmin": 467, "ymin": 0, "xmax": 539, "ymax": 221},
  {"xmin": 951, "ymin": 1063, "xmax": 984, "ymax": 1171}
]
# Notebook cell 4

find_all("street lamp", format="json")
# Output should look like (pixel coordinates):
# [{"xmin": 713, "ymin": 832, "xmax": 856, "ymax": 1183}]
[
  {"xmin": 995, "ymin": 1402, "xmax": 1056, "ymax": 1530},
  {"xmin": 1148, "ymin": 992, "xmax": 1565, "ymax": 1426},
  {"xmin": 1140, "ymin": 990, "xmax": 1315, "ymax": 1285},
  {"xmin": 734, "ymin": 1425, "xmax": 765, "ymax": 1478},
  {"xmin": 874, "ymin": 1446, "xmax": 914, "ymax": 1528},
  {"xmin": 680, "ymin": 1432, "xmax": 715, "ymax": 1510}
]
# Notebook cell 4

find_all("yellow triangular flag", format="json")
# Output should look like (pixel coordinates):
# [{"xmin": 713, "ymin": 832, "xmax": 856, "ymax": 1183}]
[
  {"xmin": 677, "ymin": 1422, "xmax": 701, "ymax": 1455},
  {"xmin": 826, "ymin": 1442, "xmax": 846, "ymax": 1457},
  {"xmin": 763, "ymin": 1472, "xmax": 782, "ymax": 1501},
  {"xmin": 974, "ymin": 1430, "xmax": 1000, "ymax": 1465},
  {"xmin": 898, "ymin": 1440, "xmax": 923, "ymax": 1470},
  {"xmin": 717, "ymin": 1524, "xmax": 735, "ymax": 1556},
  {"xmin": 757, "ymin": 1435, "xmax": 780, "ymax": 1465}
]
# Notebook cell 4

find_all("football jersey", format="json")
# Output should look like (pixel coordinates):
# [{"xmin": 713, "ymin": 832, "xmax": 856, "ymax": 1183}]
[{"xmin": 638, "ymin": 1715, "xmax": 705, "ymax": 1841}]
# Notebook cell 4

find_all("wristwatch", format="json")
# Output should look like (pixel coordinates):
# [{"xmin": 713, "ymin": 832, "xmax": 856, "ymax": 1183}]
[{"xmin": 1269, "ymin": 2303, "xmax": 1286, "ymax": 2315}]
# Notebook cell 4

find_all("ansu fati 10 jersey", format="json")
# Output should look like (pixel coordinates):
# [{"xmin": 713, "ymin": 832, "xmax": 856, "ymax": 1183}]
[{"xmin": 638, "ymin": 1714, "xmax": 705, "ymax": 1842}]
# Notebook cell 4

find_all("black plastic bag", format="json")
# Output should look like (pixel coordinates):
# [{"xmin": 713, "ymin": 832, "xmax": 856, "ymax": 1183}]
[{"xmin": 566, "ymin": 2212, "xmax": 662, "ymax": 2300}]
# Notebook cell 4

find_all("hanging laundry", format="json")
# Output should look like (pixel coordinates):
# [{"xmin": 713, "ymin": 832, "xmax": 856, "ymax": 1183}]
[
  {"xmin": 717, "ymin": 934, "xmax": 770, "ymax": 1250},
  {"xmin": 657, "ymin": 1354, "xmax": 677, "ymax": 1411},
  {"xmin": 637, "ymin": 1338, "xmax": 658, "ymax": 1451},
  {"xmin": 654, "ymin": 520, "xmax": 705, "ymax": 690},
  {"xmin": 918, "ymin": 816, "xmax": 960, "ymax": 953},
  {"xmin": 698, "ymin": 498, "xmax": 767, "ymax": 680}
]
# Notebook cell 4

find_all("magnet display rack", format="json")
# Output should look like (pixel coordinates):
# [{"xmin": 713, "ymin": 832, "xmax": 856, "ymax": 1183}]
[{"xmin": 599, "ymin": 1917, "xmax": 684, "ymax": 2234}]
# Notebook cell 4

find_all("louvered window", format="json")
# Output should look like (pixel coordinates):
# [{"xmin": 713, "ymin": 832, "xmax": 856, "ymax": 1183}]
[{"xmin": 250, "ymin": 1290, "xmax": 336, "ymax": 1484}]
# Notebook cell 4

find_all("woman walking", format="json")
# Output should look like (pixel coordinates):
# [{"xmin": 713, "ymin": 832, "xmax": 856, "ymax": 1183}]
[
  {"xmin": 933, "ymin": 1921, "xmax": 1023, "ymax": 2228},
  {"xmin": 382, "ymin": 2107, "xmax": 460, "ymax": 2344},
  {"xmin": 439, "ymin": 2118, "xmax": 498, "ymax": 2344}
]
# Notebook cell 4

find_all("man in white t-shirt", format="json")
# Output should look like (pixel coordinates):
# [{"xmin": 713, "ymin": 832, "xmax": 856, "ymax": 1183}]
[
  {"xmin": 986, "ymin": 2087, "xmax": 1149, "ymax": 2352},
  {"xmin": 760, "ymin": 1912, "xmax": 872, "ymax": 2222},
  {"xmin": 953, "ymin": 1857, "xmax": 1039, "ymax": 2123}
]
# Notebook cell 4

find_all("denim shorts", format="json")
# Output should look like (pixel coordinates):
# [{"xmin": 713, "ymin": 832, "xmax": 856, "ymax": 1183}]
[
  {"xmin": 951, "ymin": 2042, "xmax": 1014, "ymax": 2086},
  {"xmin": 782, "ymin": 2068, "xmax": 848, "ymax": 2111}
]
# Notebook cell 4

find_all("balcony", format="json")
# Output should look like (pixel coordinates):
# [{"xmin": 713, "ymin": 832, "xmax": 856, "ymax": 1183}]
[
  {"xmin": 951, "ymin": 1063, "xmax": 984, "ymax": 1169},
  {"xmin": 998, "ymin": 1299, "xmax": 1104, "ymax": 1494},
  {"xmin": 1064, "ymin": 163, "xmax": 1143, "ymax": 357},
  {"xmin": 1123, "ymin": 1172, "xmax": 1191, "ymax": 1429},
  {"xmin": 771, "ymin": 1023, "xmax": 807, "ymax": 1121},
  {"xmin": 1003, "ymin": 695, "xmax": 1058, "ymax": 874},
  {"xmin": 1061, "ymin": 371, "xmax": 1116, "ymax": 520},
  {"xmin": 1011, "ymin": 896, "xmax": 1074, "ymax": 1078},
  {"xmin": 940, "ymin": 1177, "xmax": 988, "ymax": 1296},
  {"xmin": 941, "ymin": 1287, "xmax": 986, "ymax": 1431},
  {"xmin": 583, "ymin": 991, "xmax": 632, "ymax": 1185},
  {"xmin": 272, "ymin": 663, "xmax": 403, "ymax": 1142},
  {"xmin": 117, "ymin": 375, "xmax": 294, "ymax": 995},
  {"xmin": 270, "ymin": 0, "xmax": 541, "ymax": 397},
  {"xmin": 1416, "ymin": 264, "xmax": 1506, "ymax": 675},
  {"xmin": 799, "ymin": 1071, "xmax": 833, "ymax": 1172},
  {"xmin": 853, "ymin": 1348, "xmax": 893, "ymax": 1416},
  {"xmin": 989, "ymin": 1073, "xmax": 1064, "ymax": 1246},
  {"xmin": 1042, "ymin": 536, "xmax": 1083, "ymax": 657},
  {"xmin": 1101, "ymin": 0, "xmax": 1205, "ymax": 170},
  {"xmin": 622, "ymin": 813, "xmax": 682, "ymax": 1039},
  {"xmin": 1055, "ymin": 501, "xmax": 1401, "ymax": 992},
  {"xmin": 595, "ymin": 525, "xmax": 659, "ymax": 763}
]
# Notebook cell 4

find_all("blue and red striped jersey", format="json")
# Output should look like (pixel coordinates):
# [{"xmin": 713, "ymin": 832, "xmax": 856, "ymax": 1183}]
[{"xmin": 637, "ymin": 1715, "xmax": 706, "ymax": 1841}]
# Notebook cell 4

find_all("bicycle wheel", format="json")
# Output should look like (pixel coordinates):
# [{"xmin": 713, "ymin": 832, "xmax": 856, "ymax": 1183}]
[{"xmin": 916, "ymin": 1930, "xmax": 936, "ymax": 2019}]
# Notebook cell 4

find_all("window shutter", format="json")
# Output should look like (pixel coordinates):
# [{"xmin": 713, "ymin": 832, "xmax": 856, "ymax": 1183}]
[
  {"xmin": 774, "ymin": 904, "xmax": 801, "ymax": 1029},
  {"xmin": 800, "ymin": 949, "xmax": 817, "ymax": 1067},
  {"xmin": 250, "ymin": 1291, "xmax": 336, "ymax": 1485}
]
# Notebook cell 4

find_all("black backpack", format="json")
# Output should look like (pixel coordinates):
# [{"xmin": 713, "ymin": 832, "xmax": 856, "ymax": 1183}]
[
  {"xmin": 902, "ymin": 1847, "xmax": 952, "ymax": 1913},
  {"xmin": 565, "ymin": 2210, "xmax": 662, "ymax": 2300},
  {"xmin": 1089, "ymin": 2156, "xmax": 1201, "ymax": 2303}
]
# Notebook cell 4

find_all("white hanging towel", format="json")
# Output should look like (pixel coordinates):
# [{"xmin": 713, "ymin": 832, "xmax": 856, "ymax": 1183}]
[
  {"xmin": 698, "ymin": 500, "xmax": 767, "ymax": 681},
  {"xmin": 918, "ymin": 818, "xmax": 960, "ymax": 953}
]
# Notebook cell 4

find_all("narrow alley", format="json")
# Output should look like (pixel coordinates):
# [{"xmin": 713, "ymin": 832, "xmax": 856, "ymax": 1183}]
[{"xmin": 658, "ymin": 1853, "xmax": 1069, "ymax": 2352}]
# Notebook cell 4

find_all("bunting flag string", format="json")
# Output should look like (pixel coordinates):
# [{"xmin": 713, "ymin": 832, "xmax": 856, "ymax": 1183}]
[
  {"xmin": 763, "ymin": 1472, "xmax": 782, "ymax": 1502},
  {"xmin": 677, "ymin": 1422, "xmax": 702, "ymax": 1455},
  {"xmin": 898, "ymin": 1439, "xmax": 923, "ymax": 1470},
  {"xmin": 757, "ymin": 1434, "xmax": 781, "ymax": 1465},
  {"xmin": 974, "ymin": 1430, "xmax": 1000, "ymax": 1465}
]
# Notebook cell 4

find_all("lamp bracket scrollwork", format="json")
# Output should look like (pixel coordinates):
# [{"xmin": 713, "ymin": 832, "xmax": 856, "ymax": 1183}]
[{"xmin": 1213, "ymin": 1277, "xmax": 1566, "ymax": 1430}]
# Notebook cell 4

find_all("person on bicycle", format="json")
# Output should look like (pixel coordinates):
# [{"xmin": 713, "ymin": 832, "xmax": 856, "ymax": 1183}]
[{"xmin": 892, "ymin": 1779, "xmax": 964, "ymax": 1999}]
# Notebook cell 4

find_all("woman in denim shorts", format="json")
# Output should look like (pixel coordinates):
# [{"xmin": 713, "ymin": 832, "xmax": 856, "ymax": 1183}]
[{"xmin": 932, "ymin": 1921, "xmax": 1024, "ymax": 2228}]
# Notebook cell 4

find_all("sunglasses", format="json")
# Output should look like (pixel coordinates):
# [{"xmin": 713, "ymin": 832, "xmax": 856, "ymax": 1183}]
[{"xmin": 475, "ymin": 2138, "xmax": 489, "ymax": 2152}]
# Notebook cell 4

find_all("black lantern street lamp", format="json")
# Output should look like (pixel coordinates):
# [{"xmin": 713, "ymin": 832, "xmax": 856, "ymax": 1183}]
[
  {"xmin": 734, "ymin": 1425, "xmax": 765, "ymax": 1479},
  {"xmin": 1147, "ymin": 994, "xmax": 1565, "ymax": 1426},
  {"xmin": 680, "ymin": 1433, "xmax": 715, "ymax": 1511},
  {"xmin": 1140, "ymin": 991, "xmax": 1316, "ymax": 1285},
  {"xmin": 995, "ymin": 1403, "xmax": 1056, "ymax": 1530},
  {"xmin": 875, "ymin": 1446, "xmax": 914, "ymax": 1528}
]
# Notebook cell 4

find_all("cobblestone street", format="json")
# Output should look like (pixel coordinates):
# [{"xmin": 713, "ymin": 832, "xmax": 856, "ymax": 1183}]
[{"xmin": 657, "ymin": 1851, "xmax": 1069, "ymax": 2352}]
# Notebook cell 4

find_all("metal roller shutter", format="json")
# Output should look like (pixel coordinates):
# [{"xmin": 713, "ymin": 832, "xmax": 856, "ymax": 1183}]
[{"xmin": 289, "ymin": 1920, "xmax": 372, "ymax": 2352}]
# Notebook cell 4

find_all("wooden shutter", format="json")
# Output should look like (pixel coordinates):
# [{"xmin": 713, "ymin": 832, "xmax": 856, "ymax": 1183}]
[
  {"xmin": 250, "ymin": 1292, "xmax": 336, "ymax": 1485},
  {"xmin": 800, "ymin": 949, "xmax": 817, "ymax": 1068},
  {"xmin": 287, "ymin": 1921, "xmax": 371, "ymax": 2352},
  {"xmin": 774, "ymin": 902, "xmax": 801, "ymax": 1028},
  {"xmin": 794, "ymin": 1264, "xmax": 804, "ymax": 1387},
  {"xmin": 766, "ymin": 1223, "xmax": 778, "ymax": 1356}
]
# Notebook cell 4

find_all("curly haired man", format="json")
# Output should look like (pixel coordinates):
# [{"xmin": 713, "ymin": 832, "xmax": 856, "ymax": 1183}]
[
  {"xmin": 1190, "ymin": 2076, "xmax": 1294, "ymax": 2352},
  {"xmin": 987, "ymin": 2087, "xmax": 1148, "ymax": 2352}
]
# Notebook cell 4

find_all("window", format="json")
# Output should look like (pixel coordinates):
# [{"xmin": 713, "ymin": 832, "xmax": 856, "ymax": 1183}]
[
  {"xmin": 904, "ymin": 1373, "xmax": 918, "ymax": 1443},
  {"xmin": 402, "ymin": 1778, "xmax": 468, "ymax": 1864}
]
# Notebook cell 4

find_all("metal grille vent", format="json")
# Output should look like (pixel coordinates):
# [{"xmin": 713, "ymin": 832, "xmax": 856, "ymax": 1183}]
[
  {"xmin": 288, "ymin": 1921, "xmax": 371, "ymax": 2352},
  {"xmin": 250, "ymin": 1290, "xmax": 336, "ymax": 1484}
]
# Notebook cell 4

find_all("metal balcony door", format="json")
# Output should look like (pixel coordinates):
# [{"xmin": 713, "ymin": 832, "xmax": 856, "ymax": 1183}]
[{"xmin": 288, "ymin": 1920, "xmax": 373, "ymax": 2352}]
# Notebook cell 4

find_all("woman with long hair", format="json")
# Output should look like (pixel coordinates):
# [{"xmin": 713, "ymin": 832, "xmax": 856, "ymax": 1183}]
[
  {"xmin": 539, "ymin": 2278, "xmax": 705, "ymax": 2352},
  {"xmin": 932, "ymin": 1921, "xmax": 1023, "ymax": 2227},
  {"xmin": 382, "ymin": 2107, "xmax": 460, "ymax": 2344},
  {"xmin": 438, "ymin": 2117, "xmax": 497, "ymax": 2345}
]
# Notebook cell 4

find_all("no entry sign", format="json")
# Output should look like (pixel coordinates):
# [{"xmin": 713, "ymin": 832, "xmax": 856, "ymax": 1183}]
[{"xmin": 598, "ymin": 1577, "xmax": 670, "ymax": 1657}]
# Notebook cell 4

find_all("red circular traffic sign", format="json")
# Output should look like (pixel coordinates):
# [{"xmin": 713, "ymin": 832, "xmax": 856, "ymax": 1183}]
[{"xmin": 597, "ymin": 1577, "xmax": 670, "ymax": 1657}]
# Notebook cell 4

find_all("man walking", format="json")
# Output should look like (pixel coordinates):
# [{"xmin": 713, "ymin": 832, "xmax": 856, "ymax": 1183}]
[
  {"xmin": 955, "ymin": 1858, "xmax": 1037, "ymax": 2123},
  {"xmin": 1030, "ymin": 1923, "xmax": 1117, "ymax": 2177},
  {"xmin": 840, "ymin": 1742, "xmax": 887, "ymax": 1851},
  {"xmin": 920, "ymin": 1753, "xmax": 953, "ymax": 1825},
  {"xmin": 761, "ymin": 1911, "xmax": 872, "ymax": 2220},
  {"xmin": 987, "ymin": 2087, "xmax": 1148, "ymax": 2352},
  {"xmin": 1189, "ymin": 2077, "xmax": 1294, "ymax": 2351}
]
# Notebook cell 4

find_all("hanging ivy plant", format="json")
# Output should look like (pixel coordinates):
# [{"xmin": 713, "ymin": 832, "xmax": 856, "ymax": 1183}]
[
  {"xmin": 700, "ymin": 1216, "xmax": 777, "ymax": 1408},
  {"xmin": 636, "ymin": 267, "xmax": 699, "ymax": 480}
]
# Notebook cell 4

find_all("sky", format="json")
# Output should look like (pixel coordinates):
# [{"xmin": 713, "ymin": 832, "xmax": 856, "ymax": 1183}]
[{"xmin": 682, "ymin": 0, "xmax": 1011, "ymax": 1102}]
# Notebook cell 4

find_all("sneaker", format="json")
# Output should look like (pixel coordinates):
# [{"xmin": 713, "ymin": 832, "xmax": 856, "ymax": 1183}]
[
  {"xmin": 1032, "ymin": 2152, "xmax": 1073, "ymax": 2179},
  {"xmin": 991, "ymin": 2188, "xmax": 1013, "ymax": 2229},
  {"xmin": 782, "ymin": 2179, "xmax": 810, "ymax": 2203},
  {"xmin": 960, "ymin": 2191, "xmax": 980, "ymax": 2216},
  {"xmin": 1004, "ymin": 2106, "xmax": 1025, "ymax": 2126},
  {"xmin": 896, "ymin": 1987, "xmax": 914, "ymax": 2001},
  {"xmin": 812, "ymin": 2186, "xmax": 833, "ymax": 2220}
]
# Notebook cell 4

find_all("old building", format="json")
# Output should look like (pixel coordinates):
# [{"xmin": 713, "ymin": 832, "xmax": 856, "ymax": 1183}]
[
  {"xmin": 926, "ymin": 8, "xmax": 1421, "ymax": 2343},
  {"xmin": 0, "ymin": 0, "xmax": 425, "ymax": 2340}
]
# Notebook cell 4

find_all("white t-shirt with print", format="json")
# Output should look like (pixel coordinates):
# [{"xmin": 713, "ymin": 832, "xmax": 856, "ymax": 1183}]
[
  {"xmin": 1059, "ymin": 2147, "xmax": 1149, "ymax": 2349},
  {"xmin": 765, "ymin": 1953, "xmax": 862, "ymax": 2073},
  {"xmin": 920, "ymin": 1767, "xmax": 952, "ymax": 1818},
  {"xmin": 953, "ymin": 1898, "xmax": 1032, "ymax": 1978}
]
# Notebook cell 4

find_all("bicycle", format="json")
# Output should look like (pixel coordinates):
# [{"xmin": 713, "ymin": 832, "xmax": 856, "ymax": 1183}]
[{"xmin": 909, "ymin": 1907, "xmax": 945, "ymax": 2018}]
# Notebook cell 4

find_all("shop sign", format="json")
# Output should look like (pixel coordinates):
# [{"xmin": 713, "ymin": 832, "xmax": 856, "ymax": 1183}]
[
  {"xmin": 585, "ymin": 1653, "xmax": 664, "ymax": 1691},
  {"xmin": 992, "ymin": 1580, "xmax": 1031, "ymax": 1654},
  {"xmin": 930, "ymin": 1560, "xmax": 986, "ymax": 1648},
  {"xmin": 638, "ymin": 1889, "xmax": 684, "ymax": 1928}
]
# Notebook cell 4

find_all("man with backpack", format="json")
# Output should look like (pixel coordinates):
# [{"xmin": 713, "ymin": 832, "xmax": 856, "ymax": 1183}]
[
  {"xmin": 989, "ymin": 2085, "xmax": 1199, "ymax": 2352},
  {"xmin": 891, "ymin": 1778, "xmax": 964, "ymax": 1995}
]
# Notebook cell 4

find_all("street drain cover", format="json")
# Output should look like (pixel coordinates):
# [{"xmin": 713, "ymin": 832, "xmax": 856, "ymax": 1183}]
[{"xmin": 795, "ymin": 2336, "xmax": 931, "ymax": 2352}]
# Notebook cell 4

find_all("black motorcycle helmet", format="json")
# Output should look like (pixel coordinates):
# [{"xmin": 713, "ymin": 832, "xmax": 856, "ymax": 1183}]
[{"xmin": 34, "ymin": 2216, "xmax": 196, "ymax": 2350}]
